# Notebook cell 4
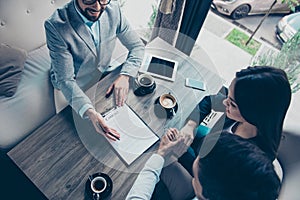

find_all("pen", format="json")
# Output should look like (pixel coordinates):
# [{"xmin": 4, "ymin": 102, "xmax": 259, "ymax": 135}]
[
  {"xmin": 105, "ymin": 85, "xmax": 114, "ymax": 98},
  {"xmin": 107, "ymin": 131, "xmax": 120, "ymax": 141},
  {"xmin": 97, "ymin": 122, "xmax": 120, "ymax": 141}
]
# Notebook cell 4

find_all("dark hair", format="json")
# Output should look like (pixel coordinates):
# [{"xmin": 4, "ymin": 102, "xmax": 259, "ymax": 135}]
[
  {"xmin": 198, "ymin": 132, "xmax": 281, "ymax": 200},
  {"xmin": 234, "ymin": 66, "xmax": 291, "ymax": 160}
]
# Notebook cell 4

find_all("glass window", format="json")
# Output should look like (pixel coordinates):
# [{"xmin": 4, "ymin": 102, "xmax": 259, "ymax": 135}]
[{"xmin": 120, "ymin": 0, "xmax": 159, "ymax": 41}]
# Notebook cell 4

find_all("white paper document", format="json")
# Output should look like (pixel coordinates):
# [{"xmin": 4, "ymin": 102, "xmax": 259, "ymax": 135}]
[{"xmin": 102, "ymin": 104, "xmax": 159, "ymax": 165}]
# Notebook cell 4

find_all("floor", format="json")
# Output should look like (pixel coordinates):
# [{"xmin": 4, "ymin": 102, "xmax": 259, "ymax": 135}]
[{"xmin": 0, "ymin": 152, "xmax": 47, "ymax": 200}]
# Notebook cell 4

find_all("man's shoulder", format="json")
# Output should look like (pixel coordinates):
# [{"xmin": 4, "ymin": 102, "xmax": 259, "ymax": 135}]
[
  {"xmin": 107, "ymin": 1, "xmax": 121, "ymax": 10},
  {"xmin": 104, "ymin": 1, "xmax": 121, "ymax": 16},
  {"xmin": 46, "ymin": 1, "xmax": 72, "ymax": 24}
]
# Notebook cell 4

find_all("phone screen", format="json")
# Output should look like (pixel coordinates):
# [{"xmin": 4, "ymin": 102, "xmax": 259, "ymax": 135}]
[{"xmin": 185, "ymin": 78, "xmax": 206, "ymax": 91}]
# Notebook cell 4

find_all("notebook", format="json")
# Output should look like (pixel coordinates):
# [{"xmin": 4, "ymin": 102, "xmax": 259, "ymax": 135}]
[{"xmin": 102, "ymin": 104, "xmax": 159, "ymax": 165}]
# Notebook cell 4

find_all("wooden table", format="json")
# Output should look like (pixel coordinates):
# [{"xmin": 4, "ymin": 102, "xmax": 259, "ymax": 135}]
[{"xmin": 8, "ymin": 38, "xmax": 224, "ymax": 199}]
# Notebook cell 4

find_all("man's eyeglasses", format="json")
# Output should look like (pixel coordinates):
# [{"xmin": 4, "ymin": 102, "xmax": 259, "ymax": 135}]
[{"xmin": 82, "ymin": 0, "xmax": 111, "ymax": 6}]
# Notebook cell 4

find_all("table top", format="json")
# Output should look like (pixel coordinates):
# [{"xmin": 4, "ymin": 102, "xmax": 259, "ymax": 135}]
[{"xmin": 8, "ymin": 38, "xmax": 223, "ymax": 199}]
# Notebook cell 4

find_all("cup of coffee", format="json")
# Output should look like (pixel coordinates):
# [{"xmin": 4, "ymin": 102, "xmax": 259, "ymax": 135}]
[
  {"xmin": 158, "ymin": 93, "xmax": 177, "ymax": 118},
  {"xmin": 91, "ymin": 176, "xmax": 107, "ymax": 193},
  {"xmin": 90, "ymin": 176, "xmax": 107, "ymax": 200},
  {"xmin": 85, "ymin": 173, "xmax": 112, "ymax": 200},
  {"xmin": 134, "ymin": 73, "xmax": 156, "ymax": 96}
]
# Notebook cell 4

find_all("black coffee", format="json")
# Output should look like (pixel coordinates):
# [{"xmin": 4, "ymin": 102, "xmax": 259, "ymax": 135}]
[
  {"xmin": 140, "ymin": 77, "xmax": 152, "ymax": 86},
  {"xmin": 93, "ymin": 179, "xmax": 105, "ymax": 192}
]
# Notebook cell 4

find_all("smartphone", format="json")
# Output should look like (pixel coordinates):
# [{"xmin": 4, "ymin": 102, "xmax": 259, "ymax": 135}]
[{"xmin": 185, "ymin": 78, "xmax": 206, "ymax": 91}]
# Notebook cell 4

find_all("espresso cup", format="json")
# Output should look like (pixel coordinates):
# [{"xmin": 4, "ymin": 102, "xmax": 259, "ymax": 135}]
[
  {"xmin": 137, "ymin": 73, "xmax": 154, "ymax": 87},
  {"xmin": 90, "ymin": 176, "xmax": 107, "ymax": 199},
  {"xmin": 86, "ymin": 173, "xmax": 112, "ymax": 200},
  {"xmin": 134, "ymin": 74, "xmax": 156, "ymax": 96}
]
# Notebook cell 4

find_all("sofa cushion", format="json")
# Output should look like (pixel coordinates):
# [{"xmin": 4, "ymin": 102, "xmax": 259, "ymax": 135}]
[
  {"xmin": 0, "ymin": 44, "xmax": 27, "ymax": 97},
  {"xmin": 0, "ymin": 44, "xmax": 55, "ymax": 150}
]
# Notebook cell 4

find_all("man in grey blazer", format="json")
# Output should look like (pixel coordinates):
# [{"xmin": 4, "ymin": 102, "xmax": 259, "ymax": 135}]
[{"xmin": 45, "ymin": 0, "xmax": 145, "ymax": 140}]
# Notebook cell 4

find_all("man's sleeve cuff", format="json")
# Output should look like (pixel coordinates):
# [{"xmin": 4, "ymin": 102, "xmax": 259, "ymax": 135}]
[
  {"xmin": 120, "ymin": 71, "xmax": 131, "ymax": 77},
  {"xmin": 120, "ymin": 63, "xmax": 139, "ymax": 77},
  {"xmin": 78, "ymin": 104, "xmax": 94, "ymax": 119},
  {"xmin": 145, "ymin": 154, "xmax": 165, "ymax": 171}
]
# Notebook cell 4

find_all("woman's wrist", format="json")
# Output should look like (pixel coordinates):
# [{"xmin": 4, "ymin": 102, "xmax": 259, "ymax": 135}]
[
  {"xmin": 157, "ymin": 149, "xmax": 164, "ymax": 157},
  {"xmin": 186, "ymin": 120, "xmax": 197, "ymax": 129},
  {"xmin": 181, "ymin": 120, "xmax": 197, "ymax": 138}
]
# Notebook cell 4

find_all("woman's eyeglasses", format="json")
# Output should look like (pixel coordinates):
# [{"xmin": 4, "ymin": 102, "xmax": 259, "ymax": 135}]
[
  {"xmin": 225, "ymin": 96, "xmax": 238, "ymax": 109},
  {"xmin": 82, "ymin": 0, "xmax": 111, "ymax": 6}
]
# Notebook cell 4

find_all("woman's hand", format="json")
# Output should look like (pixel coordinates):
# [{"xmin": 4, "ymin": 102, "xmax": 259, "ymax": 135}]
[
  {"xmin": 180, "ymin": 120, "xmax": 197, "ymax": 146},
  {"xmin": 157, "ymin": 130, "xmax": 184, "ymax": 158},
  {"xmin": 165, "ymin": 127, "xmax": 194, "ymax": 158}
]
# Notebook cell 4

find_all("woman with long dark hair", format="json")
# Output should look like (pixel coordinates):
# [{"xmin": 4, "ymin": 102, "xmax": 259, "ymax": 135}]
[
  {"xmin": 126, "ymin": 66, "xmax": 291, "ymax": 200},
  {"xmin": 181, "ymin": 66, "xmax": 292, "ymax": 162}
]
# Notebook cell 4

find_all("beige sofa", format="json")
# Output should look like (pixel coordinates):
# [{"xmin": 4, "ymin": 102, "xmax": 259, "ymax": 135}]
[
  {"xmin": 0, "ymin": 0, "xmax": 70, "ymax": 150},
  {"xmin": 0, "ymin": 0, "xmax": 129, "ymax": 151}
]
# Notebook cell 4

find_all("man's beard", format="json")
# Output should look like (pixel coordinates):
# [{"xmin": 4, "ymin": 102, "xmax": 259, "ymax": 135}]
[{"xmin": 82, "ymin": 7, "xmax": 103, "ymax": 21}]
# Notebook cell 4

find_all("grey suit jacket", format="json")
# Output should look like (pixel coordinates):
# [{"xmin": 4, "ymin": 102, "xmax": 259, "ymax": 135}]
[{"xmin": 45, "ymin": 0, "xmax": 145, "ymax": 115}]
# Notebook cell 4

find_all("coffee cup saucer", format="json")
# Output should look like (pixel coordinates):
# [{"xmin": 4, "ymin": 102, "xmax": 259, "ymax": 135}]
[
  {"xmin": 133, "ymin": 80, "xmax": 156, "ymax": 96},
  {"xmin": 154, "ymin": 97, "xmax": 178, "ymax": 119},
  {"xmin": 85, "ymin": 173, "xmax": 113, "ymax": 200}
]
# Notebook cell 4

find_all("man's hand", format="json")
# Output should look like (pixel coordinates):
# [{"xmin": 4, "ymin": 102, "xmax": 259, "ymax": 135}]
[
  {"xmin": 106, "ymin": 75, "xmax": 130, "ymax": 106},
  {"xmin": 165, "ymin": 128, "xmax": 193, "ymax": 158},
  {"xmin": 85, "ymin": 108, "xmax": 120, "ymax": 141},
  {"xmin": 157, "ymin": 128, "xmax": 185, "ymax": 158}
]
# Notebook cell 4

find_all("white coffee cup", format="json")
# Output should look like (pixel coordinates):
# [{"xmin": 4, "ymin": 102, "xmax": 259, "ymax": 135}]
[
  {"xmin": 159, "ymin": 93, "xmax": 176, "ymax": 109},
  {"xmin": 90, "ymin": 176, "xmax": 107, "ymax": 194},
  {"xmin": 158, "ymin": 93, "xmax": 177, "ymax": 117}
]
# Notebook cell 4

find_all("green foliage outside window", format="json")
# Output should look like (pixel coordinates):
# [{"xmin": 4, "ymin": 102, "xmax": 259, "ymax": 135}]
[
  {"xmin": 145, "ymin": 1, "xmax": 159, "ymax": 39},
  {"xmin": 251, "ymin": 30, "xmax": 300, "ymax": 93},
  {"xmin": 281, "ymin": 0, "xmax": 300, "ymax": 12},
  {"xmin": 226, "ymin": 28, "xmax": 261, "ymax": 56}
]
